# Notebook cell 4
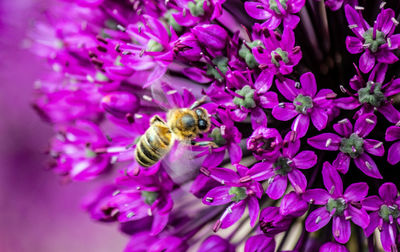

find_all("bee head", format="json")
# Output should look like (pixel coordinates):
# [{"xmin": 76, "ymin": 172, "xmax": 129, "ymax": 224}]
[{"xmin": 194, "ymin": 107, "xmax": 211, "ymax": 133}]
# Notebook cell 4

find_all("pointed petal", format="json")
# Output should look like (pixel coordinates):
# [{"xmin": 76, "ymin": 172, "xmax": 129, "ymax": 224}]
[
  {"xmin": 305, "ymin": 207, "xmax": 331, "ymax": 232},
  {"xmin": 248, "ymin": 197, "xmax": 260, "ymax": 227},
  {"xmin": 364, "ymin": 212, "xmax": 380, "ymax": 237},
  {"xmin": 220, "ymin": 201, "xmax": 246, "ymax": 228},
  {"xmin": 272, "ymin": 103, "xmax": 298, "ymax": 121},
  {"xmin": 354, "ymin": 113, "xmax": 377, "ymax": 138},
  {"xmin": 359, "ymin": 50, "xmax": 375, "ymax": 73},
  {"xmin": 388, "ymin": 141, "xmax": 400, "ymax": 165},
  {"xmin": 266, "ymin": 175, "xmax": 287, "ymax": 200},
  {"xmin": 363, "ymin": 139, "xmax": 385, "ymax": 156},
  {"xmin": 332, "ymin": 216, "xmax": 351, "ymax": 244},
  {"xmin": 258, "ymin": 92, "xmax": 279, "ymax": 109},
  {"xmin": 362, "ymin": 196, "xmax": 383, "ymax": 211},
  {"xmin": 378, "ymin": 182, "xmax": 398, "ymax": 202},
  {"xmin": 288, "ymin": 169, "xmax": 307, "ymax": 193},
  {"xmin": 151, "ymin": 213, "xmax": 169, "ymax": 235},
  {"xmin": 310, "ymin": 108, "xmax": 328, "ymax": 131},
  {"xmin": 299, "ymin": 72, "xmax": 317, "ymax": 97},
  {"xmin": 376, "ymin": 50, "xmax": 398, "ymax": 64},
  {"xmin": 344, "ymin": 182, "xmax": 369, "ymax": 202},
  {"xmin": 202, "ymin": 186, "xmax": 233, "ymax": 205},
  {"xmin": 333, "ymin": 118, "xmax": 353, "ymax": 137},
  {"xmin": 333, "ymin": 152, "xmax": 351, "ymax": 174},
  {"xmin": 291, "ymin": 113, "xmax": 310, "ymax": 138},
  {"xmin": 293, "ymin": 150, "xmax": 317, "ymax": 169},
  {"xmin": 322, "ymin": 161, "xmax": 343, "ymax": 196},
  {"xmin": 354, "ymin": 153, "xmax": 382, "ymax": 179},
  {"xmin": 302, "ymin": 189, "xmax": 331, "ymax": 205},
  {"xmin": 244, "ymin": 2, "xmax": 272, "ymax": 20},
  {"xmin": 246, "ymin": 162, "xmax": 275, "ymax": 181},
  {"xmin": 276, "ymin": 77, "xmax": 298, "ymax": 101},
  {"xmin": 307, "ymin": 133, "xmax": 341, "ymax": 151},
  {"xmin": 228, "ymin": 143, "xmax": 242, "ymax": 164},
  {"xmin": 380, "ymin": 222, "xmax": 398, "ymax": 252},
  {"xmin": 335, "ymin": 97, "xmax": 361, "ymax": 110},
  {"xmin": 346, "ymin": 36, "xmax": 363, "ymax": 54},
  {"xmin": 251, "ymin": 107, "xmax": 268, "ymax": 129},
  {"xmin": 255, "ymin": 70, "xmax": 274, "ymax": 93},
  {"xmin": 378, "ymin": 103, "xmax": 400, "ymax": 123}
]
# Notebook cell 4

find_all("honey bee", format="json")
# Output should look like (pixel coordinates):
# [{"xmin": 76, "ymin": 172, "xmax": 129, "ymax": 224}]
[{"xmin": 134, "ymin": 99, "xmax": 212, "ymax": 168}]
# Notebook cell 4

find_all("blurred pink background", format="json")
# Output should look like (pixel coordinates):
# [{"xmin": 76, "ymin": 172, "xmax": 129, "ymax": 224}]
[{"xmin": 0, "ymin": 1, "xmax": 128, "ymax": 251}]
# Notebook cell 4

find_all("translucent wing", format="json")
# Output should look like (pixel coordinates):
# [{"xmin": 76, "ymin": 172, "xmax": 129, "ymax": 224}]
[{"xmin": 161, "ymin": 140, "xmax": 205, "ymax": 186}]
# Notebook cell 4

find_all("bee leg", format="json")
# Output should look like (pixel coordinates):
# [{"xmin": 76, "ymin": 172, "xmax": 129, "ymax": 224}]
[
  {"xmin": 192, "ymin": 141, "xmax": 218, "ymax": 153},
  {"xmin": 189, "ymin": 96, "xmax": 207, "ymax": 110},
  {"xmin": 150, "ymin": 115, "xmax": 167, "ymax": 125}
]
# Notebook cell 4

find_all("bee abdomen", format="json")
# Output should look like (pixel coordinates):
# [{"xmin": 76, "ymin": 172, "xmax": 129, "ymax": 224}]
[{"xmin": 134, "ymin": 125, "xmax": 171, "ymax": 167}]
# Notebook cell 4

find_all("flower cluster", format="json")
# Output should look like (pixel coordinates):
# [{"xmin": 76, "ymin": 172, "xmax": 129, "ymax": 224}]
[{"xmin": 30, "ymin": 0, "xmax": 400, "ymax": 251}]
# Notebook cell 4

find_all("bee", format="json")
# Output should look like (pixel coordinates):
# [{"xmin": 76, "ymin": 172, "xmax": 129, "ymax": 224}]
[{"xmin": 134, "ymin": 98, "xmax": 212, "ymax": 168}]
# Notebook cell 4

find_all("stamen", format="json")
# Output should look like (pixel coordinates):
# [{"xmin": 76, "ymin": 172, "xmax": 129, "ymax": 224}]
[
  {"xmin": 295, "ymin": 82, "xmax": 301, "ymax": 88},
  {"xmin": 240, "ymin": 176, "xmax": 252, "ymax": 183},
  {"xmin": 373, "ymin": 142, "xmax": 383, "ymax": 149},
  {"xmin": 116, "ymin": 24, "xmax": 126, "ymax": 32},
  {"xmin": 142, "ymin": 95, "xmax": 152, "ymax": 101},
  {"xmin": 112, "ymin": 190, "xmax": 121, "ymax": 196},
  {"xmin": 166, "ymin": 90, "xmax": 178, "ymax": 95},
  {"xmin": 147, "ymin": 208, "xmax": 152, "ymax": 216},
  {"xmin": 126, "ymin": 212, "xmax": 135, "ymax": 218},
  {"xmin": 345, "ymin": 215, "xmax": 352, "ymax": 220},
  {"xmin": 354, "ymin": 6, "xmax": 364, "ymax": 10},
  {"xmin": 200, "ymin": 167, "xmax": 211, "ymax": 176},
  {"xmin": 329, "ymin": 186, "xmax": 335, "ymax": 194},
  {"xmin": 365, "ymin": 161, "xmax": 372, "ymax": 170},
  {"xmin": 325, "ymin": 138, "xmax": 332, "ymax": 148},
  {"xmin": 366, "ymin": 118, "xmax": 375, "ymax": 124},
  {"xmin": 392, "ymin": 17, "xmax": 399, "ymax": 25},
  {"xmin": 348, "ymin": 24, "xmax": 358, "ymax": 29},
  {"xmin": 213, "ymin": 220, "xmax": 222, "ymax": 232},
  {"xmin": 388, "ymin": 38, "xmax": 392, "ymax": 48},
  {"xmin": 111, "ymin": 209, "xmax": 119, "ymax": 217},
  {"xmin": 315, "ymin": 216, "xmax": 321, "ymax": 224},
  {"xmin": 338, "ymin": 118, "xmax": 348, "ymax": 124},
  {"xmin": 380, "ymin": 2, "xmax": 386, "ymax": 8},
  {"xmin": 205, "ymin": 197, "xmax": 214, "ymax": 203},
  {"xmin": 278, "ymin": 102, "xmax": 285, "ymax": 108}
]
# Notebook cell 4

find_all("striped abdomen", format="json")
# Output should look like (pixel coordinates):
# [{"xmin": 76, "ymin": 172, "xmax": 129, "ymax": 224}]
[{"xmin": 134, "ymin": 122, "xmax": 172, "ymax": 167}]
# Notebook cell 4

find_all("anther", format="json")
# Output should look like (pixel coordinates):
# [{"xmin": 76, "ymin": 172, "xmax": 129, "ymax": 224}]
[
  {"xmin": 112, "ymin": 190, "xmax": 121, "ymax": 196},
  {"xmin": 240, "ymin": 176, "xmax": 252, "ymax": 183},
  {"xmin": 166, "ymin": 90, "xmax": 178, "ymax": 95},
  {"xmin": 338, "ymin": 118, "xmax": 348, "ymax": 124},
  {"xmin": 348, "ymin": 24, "xmax": 358, "ymax": 29},
  {"xmin": 206, "ymin": 197, "xmax": 214, "ymax": 203},
  {"xmin": 295, "ymin": 82, "xmax": 301, "ymax": 89},
  {"xmin": 116, "ymin": 24, "xmax": 126, "ymax": 32},
  {"xmin": 325, "ymin": 138, "xmax": 332, "ymax": 148},
  {"xmin": 374, "ymin": 142, "xmax": 383, "ymax": 149},
  {"xmin": 315, "ymin": 216, "xmax": 321, "ymax": 224},
  {"xmin": 392, "ymin": 17, "xmax": 399, "ymax": 25},
  {"xmin": 126, "ymin": 212, "xmax": 135, "ymax": 218},
  {"xmin": 365, "ymin": 161, "xmax": 372, "ymax": 170},
  {"xmin": 200, "ymin": 167, "xmax": 211, "ymax": 176},
  {"xmin": 142, "ymin": 95, "xmax": 152, "ymax": 101},
  {"xmin": 355, "ymin": 6, "xmax": 364, "ymax": 10},
  {"xmin": 339, "ymin": 85, "xmax": 347, "ymax": 93},
  {"xmin": 388, "ymin": 38, "xmax": 392, "ymax": 48},
  {"xmin": 380, "ymin": 2, "xmax": 386, "ymax": 9},
  {"xmin": 345, "ymin": 215, "xmax": 352, "ymax": 220},
  {"xmin": 366, "ymin": 118, "xmax": 375, "ymax": 124},
  {"xmin": 278, "ymin": 102, "xmax": 285, "ymax": 108},
  {"xmin": 213, "ymin": 220, "xmax": 222, "ymax": 232}
]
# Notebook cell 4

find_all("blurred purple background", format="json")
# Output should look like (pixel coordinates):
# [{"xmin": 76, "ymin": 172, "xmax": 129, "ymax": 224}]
[{"xmin": 0, "ymin": 1, "xmax": 128, "ymax": 251}]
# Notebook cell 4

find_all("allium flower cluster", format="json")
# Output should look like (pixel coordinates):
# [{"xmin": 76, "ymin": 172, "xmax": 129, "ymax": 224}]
[{"xmin": 30, "ymin": 0, "xmax": 400, "ymax": 251}]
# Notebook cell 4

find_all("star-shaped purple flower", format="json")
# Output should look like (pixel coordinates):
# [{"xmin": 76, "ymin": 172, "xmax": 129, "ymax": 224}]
[
  {"xmin": 272, "ymin": 72, "xmax": 336, "ymax": 139},
  {"xmin": 345, "ymin": 5, "xmax": 400, "ymax": 73},
  {"xmin": 303, "ymin": 162, "xmax": 370, "ymax": 244},
  {"xmin": 362, "ymin": 183, "xmax": 400, "ymax": 252},
  {"xmin": 308, "ymin": 114, "xmax": 384, "ymax": 178}
]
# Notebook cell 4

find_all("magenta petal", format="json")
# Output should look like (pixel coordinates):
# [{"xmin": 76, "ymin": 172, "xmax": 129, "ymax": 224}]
[
  {"xmin": 310, "ymin": 108, "xmax": 328, "ymax": 131},
  {"xmin": 291, "ymin": 113, "xmax": 310, "ymax": 138},
  {"xmin": 354, "ymin": 113, "xmax": 377, "ymax": 138},
  {"xmin": 251, "ymin": 107, "xmax": 268, "ymax": 130},
  {"xmin": 283, "ymin": 14, "xmax": 300, "ymax": 29},
  {"xmin": 202, "ymin": 149, "xmax": 225, "ymax": 168},
  {"xmin": 354, "ymin": 153, "xmax": 382, "ymax": 179},
  {"xmin": 258, "ymin": 92, "xmax": 279, "ymax": 109},
  {"xmin": 299, "ymin": 72, "xmax": 317, "ymax": 97},
  {"xmin": 209, "ymin": 167, "xmax": 240, "ymax": 184},
  {"xmin": 359, "ymin": 50, "xmax": 375, "ymax": 73},
  {"xmin": 362, "ymin": 196, "xmax": 383, "ymax": 211},
  {"xmin": 378, "ymin": 182, "xmax": 398, "ymax": 202},
  {"xmin": 293, "ymin": 151, "xmax": 317, "ymax": 169},
  {"xmin": 380, "ymin": 222, "xmax": 398, "ymax": 252},
  {"xmin": 333, "ymin": 118, "xmax": 353, "ymax": 137},
  {"xmin": 302, "ymin": 189, "xmax": 331, "ymax": 205},
  {"xmin": 246, "ymin": 162, "xmax": 275, "ymax": 181},
  {"xmin": 388, "ymin": 141, "xmax": 400, "ymax": 165},
  {"xmin": 363, "ymin": 139, "xmax": 384, "ymax": 156},
  {"xmin": 305, "ymin": 207, "xmax": 331, "ymax": 232},
  {"xmin": 332, "ymin": 216, "xmax": 351, "ymax": 244},
  {"xmin": 254, "ymin": 70, "xmax": 274, "ymax": 93},
  {"xmin": 266, "ymin": 175, "xmax": 287, "ymax": 200},
  {"xmin": 346, "ymin": 36, "xmax": 363, "ymax": 54},
  {"xmin": 376, "ymin": 50, "xmax": 398, "ymax": 64},
  {"xmin": 272, "ymin": 103, "xmax": 298, "ymax": 121},
  {"xmin": 203, "ymin": 186, "xmax": 233, "ymax": 205},
  {"xmin": 220, "ymin": 201, "xmax": 246, "ymax": 229},
  {"xmin": 244, "ymin": 2, "xmax": 272, "ymax": 20},
  {"xmin": 384, "ymin": 78, "xmax": 400, "ymax": 97},
  {"xmin": 335, "ymin": 97, "xmax": 361, "ymax": 110},
  {"xmin": 322, "ymin": 161, "xmax": 343, "ymax": 196},
  {"xmin": 307, "ymin": 133, "xmax": 341, "ymax": 151},
  {"xmin": 248, "ymin": 197, "xmax": 260, "ymax": 227},
  {"xmin": 320, "ymin": 242, "xmax": 349, "ymax": 252},
  {"xmin": 385, "ymin": 126, "xmax": 400, "ymax": 141},
  {"xmin": 378, "ymin": 103, "xmax": 400, "ymax": 123},
  {"xmin": 344, "ymin": 4, "xmax": 368, "ymax": 37},
  {"xmin": 229, "ymin": 108, "xmax": 248, "ymax": 121},
  {"xmin": 280, "ymin": 191, "xmax": 308, "ymax": 217},
  {"xmin": 228, "ymin": 143, "xmax": 242, "ymax": 164},
  {"xmin": 364, "ymin": 212, "xmax": 380, "ymax": 237},
  {"xmin": 276, "ymin": 77, "xmax": 298, "ymax": 101},
  {"xmin": 244, "ymin": 235, "xmax": 275, "ymax": 252},
  {"xmin": 333, "ymin": 152, "xmax": 351, "ymax": 174},
  {"xmin": 151, "ymin": 213, "xmax": 169, "ymax": 235},
  {"xmin": 288, "ymin": 169, "xmax": 307, "ymax": 193},
  {"xmin": 348, "ymin": 206, "xmax": 369, "ymax": 229},
  {"xmin": 377, "ymin": 8, "xmax": 395, "ymax": 35},
  {"xmin": 344, "ymin": 182, "xmax": 369, "ymax": 202}
]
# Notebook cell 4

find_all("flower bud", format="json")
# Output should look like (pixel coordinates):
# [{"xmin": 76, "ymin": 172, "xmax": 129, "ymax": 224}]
[{"xmin": 192, "ymin": 24, "xmax": 228, "ymax": 50}]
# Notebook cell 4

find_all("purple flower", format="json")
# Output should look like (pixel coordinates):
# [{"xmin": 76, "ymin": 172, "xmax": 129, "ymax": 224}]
[
  {"xmin": 319, "ymin": 242, "xmax": 349, "ymax": 252},
  {"xmin": 198, "ymin": 235, "xmax": 235, "ymax": 252},
  {"xmin": 308, "ymin": 114, "xmax": 384, "ymax": 178},
  {"xmin": 345, "ymin": 5, "xmax": 400, "ymax": 73},
  {"xmin": 362, "ymin": 183, "xmax": 400, "ymax": 252},
  {"xmin": 202, "ymin": 165, "xmax": 263, "ymax": 230},
  {"xmin": 259, "ymin": 206, "xmax": 292, "ymax": 236},
  {"xmin": 280, "ymin": 191, "xmax": 308, "ymax": 217},
  {"xmin": 336, "ymin": 63, "xmax": 400, "ymax": 123},
  {"xmin": 247, "ymin": 127, "xmax": 282, "ymax": 161},
  {"xmin": 303, "ymin": 162, "xmax": 370, "ymax": 244},
  {"xmin": 385, "ymin": 126, "xmax": 400, "ymax": 165},
  {"xmin": 245, "ymin": 234, "xmax": 275, "ymax": 252},
  {"xmin": 272, "ymin": 72, "xmax": 337, "ymax": 139},
  {"xmin": 253, "ymin": 28, "xmax": 302, "ymax": 76},
  {"xmin": 246, "ymin": 131, "xmax": 317, "ymax": 199},
  {"xmin": 244, "ymin": 0, "xmax": 305, "ymax": 29}
]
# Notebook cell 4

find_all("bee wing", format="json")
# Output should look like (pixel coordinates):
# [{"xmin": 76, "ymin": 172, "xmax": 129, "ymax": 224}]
[
  {"xmin": 161, "ymin": 140, "xmax": 204, "ymax": 186},
  {"xmin": 150, "ymin": 76, "xmax": 194, "ymax": 109}
]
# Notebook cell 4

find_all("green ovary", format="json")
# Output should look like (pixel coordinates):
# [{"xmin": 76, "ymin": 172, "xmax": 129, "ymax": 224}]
[
  {"xmin": 363, "ymin": 28, "xmax": 386, "ymax": 53},
  {"xmin": 326, "ymin": 198, "xmax": 347, "ymax": 216},
  {"xmin": 238, "ymin": 40, "xmax": 262, "ymax": 68},
  {"xmin": 188, "ymin": 0, "xmax": 207, "ymax": 17},
  {"xmin": 229, "ymin": 187, "xmax": 247, "ymax": 202},
  {"xmin": 271, "ymin": 48, "xmax": 289, "ymax": 67},
  {"xmin": 293, "ymin": 94, "xmax": 313, "ymax": 114},
  {"xmin": 358, "ymin": 81, "xmax": 386, "ymax": 107},
  {"xmin": 339, "ymin": 133, "xmax": 364, "ymax": 158},
  {"xmin": 274, "ymin": 157, "xmax": 293, "ymax": 175},
  {"xmin": 269, "ymin": 0, "xmax": 288, "ymax": 14},
  {"xmin": 233, "ymin": 85, "xmax": 256, "ymax": 109},
  {"xmin": 206, "ymin": 56, "xmax": 228, "ymax": 81},
  {"xmin": 141, "ymin": 191, "xmax": 159, "ymax": 205},
  {"xmin": 379, "ymin": 204, "xmax": 400, "ymax": 222}
]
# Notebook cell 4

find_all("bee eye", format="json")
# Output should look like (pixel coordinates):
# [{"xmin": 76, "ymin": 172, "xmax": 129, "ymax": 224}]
[{"xmin": 198, "ymin": 119, "xmax": 208, "ymax": 131}]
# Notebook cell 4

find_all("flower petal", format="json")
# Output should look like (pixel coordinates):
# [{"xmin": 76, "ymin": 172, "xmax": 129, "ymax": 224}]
[
  {"xmin": 378, "ymin": 103, "xmax": 400, "ymax": 124},
  {"xmin": 220, "ymin": 201, "xmax": 246, "ymax": 229},
  {"xmin": 251, "ymin": 107, "xmax": 268, "ymax": 130},
  {"xmin": 364, "ymin": 212, "xmax": 380, "ymax": 237},
  {"xmin": 333, "ymin": 152, "xmax": 351, "ymax": 174},
  {"xmin": 346, "ymin": 36, "xmax": 363, "ymax": 54},
  {"xmin": 362, "ymin": 196, "xmax": 383, "ymax": 211},
  {"xmin": 203, "ymin": 186, "xmax": 234, "ymax": 205},
  {"xmin": 244, "ymin": 235, "xmax": 275, "ymax": 252},
  {"xmin": 359, "ymin": 50, "xmax": 375, "ymax": 73},
  {"xmin": 320, "ymin": 242, "xmax": 349, "ymax": 252},
  {"xmin": 310, "ymin": 108, "xmax": 328, "ymax": 131},
  {"xmin": 266, "ymin": 175, "xmax": 287, "ymax": 200},
  {"xmin": 354, "ymin": 113, "xmax": 377, "ymax": 138},
  {"xmin": 246, "ymin": 162, "xmax": 275, "ymax": 181},
  {"xmin": 305, "ymin": 207, "xmax": 331, "ymax": 232},
  {"xmin": 254, "ymin": 70, "xmax": 274, "ymax": 93},
  {"xmin": 272, "ymin": 103, "xmax": 298, "ymax": 121},
  {"xmin": 276, "ymin": 77, "xmax": 298, "ymax": 101},
  {"xmin": 293, "ymin": 150, "xmax": 317, "ymax": 169},
  {"xmin": 385, "ymin": 126, "xmax": 400, "ymax": 141},
  {"xmin": 353, "ymin": 153, "xmax": 383, "ymax": 179},
  {"xmin": 307, "ymin": 133, "xmax": 341, "ymax": 151},
  {"xmin": 388, "ymin": 141, "xmax": 400, "ymax": 165},
  {"xmin": 291, "ymin": 113, "xmax": 310, "ymax": 138},
  {"xmin": 332, "ymin": 215, "xmax": 351, "ymax": 244},
  {"xmin": 344, "ymin": 182, "xmax": 369, "ymax": 202},
  {"xmin": 380, "ymin": 222, "xmax": 398, "ymax": 252},
  {"xmin": 288, "ymin": 169, "xmax": 307, "ymax": 193},
  {"xmin": 299, "ymin": 72, "xmax": 317, "ymax": 97},
  {"xmin": 347, "ymin": 205, "xmax": 370, "ymax": 228},
  {"xmin": 335, "ymin": 97, "xmax": 361, "ymax": 110},
  {"xmin": 322, "ymin": 161, "xmax": 343, "ymax": 196},
  {"xmin": 258, "ymin": 92, "xmax": 279, "ymax": 109},
  {"xmin": 302, "ymin": 189, "xmax": 331, "ymax": 205},
  {"xmin": 333, "ymin": 118, "xmax": 353, "ymax": 137},
  {"xmin": 378, "ymin": 182, "xmax": 398, "ymax": 202},
  {"xmin": 363, "ymin": 139, "xmax": 385, "ymax": 156},
  {"xmin": 248, "ymin": 197, "xmax": 260, "ymax": 227},
  {"xmin": 244, "ymin": 2, "xmax": 272, "ymax": 20}
]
